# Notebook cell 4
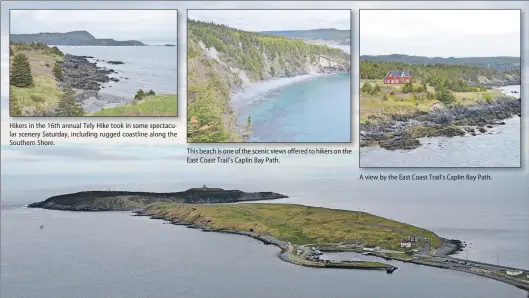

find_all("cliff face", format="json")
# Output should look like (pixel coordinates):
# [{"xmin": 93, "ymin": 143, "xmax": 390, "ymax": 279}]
[
  {"xmin": 27, "ymin": 188, "xmax": 288, "ymax": 211},
  {"xmin": 187, "ymin": 19, "xmax": 351, "ymax": 143}
]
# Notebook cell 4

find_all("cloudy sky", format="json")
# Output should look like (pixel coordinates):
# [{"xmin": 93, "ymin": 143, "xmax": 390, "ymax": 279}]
[
  {"xmin": 361, "ymin": 10, "xmax": 521, "ymax": 57},
  {"xmin": 188, "ymin": 10, "xmax": 351, "ymax": 31},
  {"xmin": 10, "ymin": 10, "xmax": 177, "ymax": 45}
]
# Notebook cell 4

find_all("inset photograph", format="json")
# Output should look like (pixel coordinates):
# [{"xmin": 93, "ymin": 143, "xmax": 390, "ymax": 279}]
[
  {"xmin": 9, "ymin": 9, "xmax": 177, "ymax": 117},
  {"xmin": 187, "ymin": 9, "xmax": 351, "ymax": 143},
  {"xmin": 359, "ymin": 10, "xmax": 521, "ymax": 167}
]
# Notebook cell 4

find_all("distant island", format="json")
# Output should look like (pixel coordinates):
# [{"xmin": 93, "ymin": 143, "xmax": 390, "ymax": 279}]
[
  {"xmin": 27, "ymin": 187, "xmax": 288, "ymax": 211},
  {"xmin": 261, "ymin": 28, "xmax": 350, "ymax": 44},
  {"xmin": 10, "ymin": 30, "xmax": 145, "ymax": 46}
]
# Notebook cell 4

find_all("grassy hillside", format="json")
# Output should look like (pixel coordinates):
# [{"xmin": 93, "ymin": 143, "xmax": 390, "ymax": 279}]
[
  {"xmin": 360, "ymin": 54, "xmax": 521, "ymax": 71},
  {"xmin": 359, "ymin": 60, "xmax": 518, "ymax": 123},
  {"xmin": 90, "ymin": 94, "xmax": 177, "ymax": 116},
  {"xmin": 9, "ymin": 42, "xmax": 64, "ymax": 116},
  {"xmin": 145, "ymin": 203, "xmax": 443, "ymax": 250},
  {"xmin": 187, "ymin": 19, "xmax": 351, "ymax": 143}
]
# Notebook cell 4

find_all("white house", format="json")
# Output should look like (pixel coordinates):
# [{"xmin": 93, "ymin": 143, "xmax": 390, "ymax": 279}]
[{"xmin": 400, "ymin": 240, "xmax": 412, "ymax": 248}]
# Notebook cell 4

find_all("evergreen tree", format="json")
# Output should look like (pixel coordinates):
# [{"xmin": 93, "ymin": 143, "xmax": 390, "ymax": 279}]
[
  {"xmin": 147, "ymin": 89, "xmax": 156, "ymax": 96},
  {"xmin": 9, "ymin": 88, "xmax": 22, "ymax": 116},
  {"xmin": 52, "ymin": 62, "xmax": 63, "ymax": 81},
  {"xmin": 56, "ymin": 87, "xmax": 84, "ymax": 116},
  {"xmin": 10, "ymin": 53, "xmax": 34, "ymax": 88},
  {"xmin": 135, "ymin": 89, "xmax": 146, "ymax": 100}
]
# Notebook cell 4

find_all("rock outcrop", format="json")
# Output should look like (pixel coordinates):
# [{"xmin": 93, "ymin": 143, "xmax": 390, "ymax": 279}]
[{"xmin": 360, "ymin": 96, "xmax": 521, "ymax": 150}]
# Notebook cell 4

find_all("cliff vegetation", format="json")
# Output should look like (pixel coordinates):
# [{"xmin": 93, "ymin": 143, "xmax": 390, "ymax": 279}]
[{"xmin": 187, "ymin": 19, "xmax": 351, "ymax": 143}]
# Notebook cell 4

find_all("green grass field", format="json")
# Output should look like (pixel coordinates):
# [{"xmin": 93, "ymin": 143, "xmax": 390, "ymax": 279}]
[
  {"xmin": 90, "ymin": 94, "xmax": 177, "ymax": 116},
  {"xmin": 359, "ymin": 79, "xmax": 502, "ymax": 123},
  {"xmin": 144, "ymin": 203, "xmax": 443, "ymax": 251}
]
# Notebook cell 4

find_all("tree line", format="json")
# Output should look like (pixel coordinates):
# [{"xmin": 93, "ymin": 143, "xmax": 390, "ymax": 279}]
[{"xmin": 360, "ymin": 60, "xmax": 517, "ymax": 92}]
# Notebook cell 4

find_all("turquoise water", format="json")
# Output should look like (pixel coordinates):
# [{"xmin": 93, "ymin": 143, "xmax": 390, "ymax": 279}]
[{"xmin": 236, "ymin": 72, "xmax": 351, "ymax": 142}]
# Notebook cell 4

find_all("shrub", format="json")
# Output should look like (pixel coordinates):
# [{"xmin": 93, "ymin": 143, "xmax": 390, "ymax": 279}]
[
  {"xmin": 361, "ymin": 82, "xmax": 372, "ymax": 94},
  {"xmin": 10, "ymin": 53, "xmax": 34, "ymax": 88},
  {"xmin": 147, "ymin": 89, "xmax": 156, "ymax": 96},
  {"xmin": 435, "ymin": 88, "xmax": 456, "ymax": 104}
]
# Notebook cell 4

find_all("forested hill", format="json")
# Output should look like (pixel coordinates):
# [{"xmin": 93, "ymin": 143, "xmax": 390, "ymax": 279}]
[
  {"xmin": 10, "ymin": 30, "xmax": 145, "ymax": 46},
  {"xmin": 360, "ymin": 60, "xmax": 520, "ymax": 86},
  {"xmin": 187, "ymin": 19, "xmax": 350, "ymax": 143},
  {"xmin": 261, "ymin": 28, "xmax": 350, "ymax": 42},
  {"xmin": 360, "ymin": 54, "xmax": 520, "ymax": 71}
]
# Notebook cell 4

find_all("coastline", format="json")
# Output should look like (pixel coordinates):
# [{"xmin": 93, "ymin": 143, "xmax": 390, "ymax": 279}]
[
  {"xmin": 360, "ymin": 92, "xmax": 521, "ymax": 150},
  {"xmin": 133, "ymin": 209, "xmax": 397, "ymax": 272},
  {"xmin": 132, "ymin": 207, "xmax": 528, "ymax": 291}
]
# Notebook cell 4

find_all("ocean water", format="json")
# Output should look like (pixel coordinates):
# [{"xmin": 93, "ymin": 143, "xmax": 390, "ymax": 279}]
[
  {"xmin": 234, "ymin": 72, "xmax": 351, "ymax": 142},
  {"xmin": 360, "ymin": 85, "xmax": 521, "ymax": 167},
  {"xmin": 56, "ymin": 46, "xmax": 177, "ymax": 99},
  {"xmin": 1, "ymin": 166, "xmax": 528, "ymax": 298}
]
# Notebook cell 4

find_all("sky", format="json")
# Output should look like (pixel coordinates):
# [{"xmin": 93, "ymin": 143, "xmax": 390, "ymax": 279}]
[
  {"xmin": 360, "ymin": 10, "xmax": 521, "ymax": 57},
  {"xmin": 188, "ymin": 10, "xmax": 351, "ymax": 32},
  {"xmin": 10, "ymin": 10, "xmax": 177, "ymax": 45}
]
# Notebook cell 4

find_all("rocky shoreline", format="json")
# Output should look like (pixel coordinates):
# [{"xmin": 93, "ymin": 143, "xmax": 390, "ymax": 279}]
[
  {"xmin": 132, "ymin": 209, "xmax": 397, "ymax": 273},
  {"xmin": 57, "ymin": 54, "xmax": 129, "ymax": 113},
  {"xmin": 360, "ymin": 95, "xmax": 521, "ymax": 150}
]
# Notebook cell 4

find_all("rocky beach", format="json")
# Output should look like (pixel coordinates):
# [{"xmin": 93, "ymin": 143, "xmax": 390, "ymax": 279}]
[
  {"xmin": 360, "ymin": 94, "xmax": 521, "ymax": 150},
  {"xmin": 56, "ymin": 54, "xmax": 130, "ymax": 113}
]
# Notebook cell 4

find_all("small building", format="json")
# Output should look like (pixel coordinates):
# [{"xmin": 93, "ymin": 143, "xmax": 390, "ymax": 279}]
[
  {"xmin": 408, "ymin": 236, "xmax": 419, "ymax": 242},
  {"xmin": 506, "ymin": 270, "xmax": 523, "ymax": 276},
  {"xmin": 400, "ymin": 240, "xmax": 412, "ymax": 248},
  {"xmin": 384, "ymin": 70, "xmax": 412, "ymax": 84}
]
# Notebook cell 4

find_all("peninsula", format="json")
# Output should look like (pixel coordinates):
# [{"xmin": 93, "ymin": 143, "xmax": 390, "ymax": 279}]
[
  {"xmin": 10, "ymin": 30, "xmax": 145, "ymax": 46},
  {"xmin": 27, "ymin": 187, "xmax": 529, "ymax": 290},
  {"xmin": 187, "ymin": 19, "xmax": 351, "ymax": 143}
]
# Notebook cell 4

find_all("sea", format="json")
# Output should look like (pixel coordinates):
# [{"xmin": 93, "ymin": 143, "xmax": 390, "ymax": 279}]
[
  {"xmin": 233, "ymin": 72, "xmax": 351, "ymax": 142},
  {"xmin": 360, "ymin": 85, "xmax": 521, "ymax": 167},
  {"xmin": 56, "ymin": 46, "xmax": 177, "ymax": 100},
  {"xmin": 1, "ymin": 162, "xmax": 528, "ymax": 298}
]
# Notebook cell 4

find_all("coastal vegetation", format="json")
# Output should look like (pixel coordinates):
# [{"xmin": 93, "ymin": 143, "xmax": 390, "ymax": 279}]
[
  {"xmin": 143, "ymin": 202, "xmax": 443, "ymax": 250},
  {"xmin": 187, "ymin": 19, "xmax": 351, "ymax": 143},
  {"xmin": 90, "ymin": 94, "xmax": 177, "ymax": 116},
  {"xmin": 9, "ymin": 41, "xmax": 65, "ymax": 116},
  {"xmin": 359, "ymin": 58, "xmax": 521, "ymax": 150}
]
